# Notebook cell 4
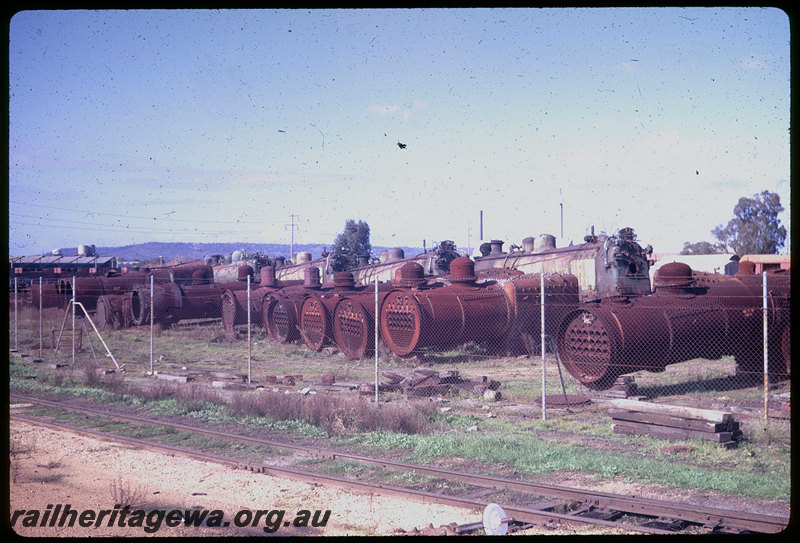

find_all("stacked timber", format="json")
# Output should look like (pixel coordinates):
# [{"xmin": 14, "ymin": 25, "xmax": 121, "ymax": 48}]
[{"xmin": 609, "ymin": 399, "xmax": 742, "ymax": 449}]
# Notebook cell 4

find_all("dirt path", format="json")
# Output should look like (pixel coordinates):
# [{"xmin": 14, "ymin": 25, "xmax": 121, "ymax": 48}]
[{"xmin": 8, "ymin": 418, "xmax": 483, "ymax": 537}]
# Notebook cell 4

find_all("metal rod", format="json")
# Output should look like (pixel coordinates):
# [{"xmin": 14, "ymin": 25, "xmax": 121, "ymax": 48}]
[
  {"xmin": 81, "ymin": 315, "xmax": 100, "ymax": 367},
  {"xmin": 150, "ymin": 275, "xmax": 154, "ymax": 375},
  {"xmin": 72, "ymin": 276, "xmax": 76, "ymax": 365},
  {"xmin": 247, "ymin": 274, "xmax": 252, "ymax": 384},
  {"xmin": 14, "ymin": 277, "xmax": 18, "ymax": 351},
  {"xmin": 39, "ymin": 277, "xmax": 43, "ymax": 357},
  {"xmin": 374, "ymin": 274, "xmax": 379, "ymax": 404},
  {"xmin": 72, "ymin": 301, "xmax": 121, "ymax": 369},
  {"xmin": 763, "ymin": 271, "xmax": 769, "ymax": 423},
  {"xmin": 540, "ymin": 270, "xmax": 546, "ymax": 421},
  {"xmin": 546, "ymin": 334, "xmax": 571, "ymax": 409}
]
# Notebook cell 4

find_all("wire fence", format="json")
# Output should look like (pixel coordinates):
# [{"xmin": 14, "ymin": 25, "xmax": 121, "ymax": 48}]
[{"xmin": 9, "ymin": 267, "xmax": 790, "ymax": 423}]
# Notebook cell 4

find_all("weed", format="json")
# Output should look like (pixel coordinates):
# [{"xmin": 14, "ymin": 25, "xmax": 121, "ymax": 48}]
[
  {"xmin": 82, "ymin": 362, "xmax": 101, "ymax": 386},
  {"xmin": 109, "ymin": 477, "xmax": 146, "ymax": 508},
  {"xmin": 38, "ymin": 458, "xmax": 65, "ymax": 470},
  {"xmin": 103, "ymin": 371, "xmax": 127, "ymax": 394},
  {"xmin": 746, "ymin": 420, "xmax": 791, "ymax": 447},
  {"xmin": 9, "ymin": 434, "xmax": 36, "ymax": 483},
  {"xmin": 230, "ymin": 390, "xmax": 437, "ymax": 436}
]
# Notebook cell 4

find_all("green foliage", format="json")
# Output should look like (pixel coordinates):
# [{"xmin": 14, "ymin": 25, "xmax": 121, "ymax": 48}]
[
  {"xmin": 330, "ymin": 219, "xmax": 371, "ymax": 272},
  {"xmin": 711, "ymin": 190, "xmax": 787, "ymax": 255},
  {"xmin": 679, "ymin": 240, "xmax": 727, "ymax": 255}
]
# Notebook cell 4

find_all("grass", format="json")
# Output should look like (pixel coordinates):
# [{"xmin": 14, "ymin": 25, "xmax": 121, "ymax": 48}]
[
  {"xmin": 338, "ymin": 424, "xmax": 790, "ymax": 501},
  {"xmin": 8, "ymin": 315, "xmax": 792, "ymax": 506}
]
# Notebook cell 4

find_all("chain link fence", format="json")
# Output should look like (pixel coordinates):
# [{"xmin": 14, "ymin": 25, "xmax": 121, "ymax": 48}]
[{"xmin": 9, "ymin": 264, "xmax": 790, "ymax": 423}]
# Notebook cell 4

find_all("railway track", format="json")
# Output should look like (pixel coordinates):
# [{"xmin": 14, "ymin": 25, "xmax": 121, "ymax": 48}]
[{"xmin": 9, "ymin": 392, "xmax": 788, "ymax": 535}]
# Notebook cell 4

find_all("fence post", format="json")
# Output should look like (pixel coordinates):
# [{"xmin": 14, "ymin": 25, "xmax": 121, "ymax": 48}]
[
  {"xmin": 72, "ymin": 276, "xmax": 76, "ymax": 365},
  {"xmin": 13, "ymin": 277, "xmax": 18, "ymax": 351},
  {"xmin": 374, "ymin": 274, "xmax": 379, "ymax": 404},
  {"xmin": 150, "ymin": 275, "xmax": 154, "ymax": 375},
  {"xmin": 541, "ymin": 270, "xmax": 546, "ymax": 421},
  {"xmin": 763, "ymin": 271, "xmax": 769, "ymax": 423},
  {"xmin": 247, "ymin": 274, "xmax": 252, "ymax": 384},
  {"xmin": 39, "ymin": 277, "xmax": 43, "ymax": 357}
]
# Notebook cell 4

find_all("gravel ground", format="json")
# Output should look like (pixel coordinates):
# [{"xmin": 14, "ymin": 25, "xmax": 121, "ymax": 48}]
[{"xmin": 8, "ymin": 419, "xmax": 484, "ymax": 537}]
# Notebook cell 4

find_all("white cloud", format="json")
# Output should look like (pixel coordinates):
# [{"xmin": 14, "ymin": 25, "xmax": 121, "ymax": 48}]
[{"xmin": 368, "ymin": 104, "xmax": 403, "ymax": 115}]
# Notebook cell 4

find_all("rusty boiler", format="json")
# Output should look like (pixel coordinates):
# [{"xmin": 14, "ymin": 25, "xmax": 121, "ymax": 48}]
[
  {"xmin": 37, "ymin": 268, "xmax": 173, "ymax": 310},
  {"xmin": 494, "ymin": 272, "xmax": 581, "ymax": 356},
  {"xmin": 94, "ymin": 293, "xmax": 133, "ymax": 331},
  {"xmin": 219, "ymin": 267, "xmax": 292, "ymax": 334},
  {"xmin": 330, "ymin": 280, "xmax": 395, "ymax": 360},
  {"xmin": 298, "ymin": 271, "xmax": 368, "ymax": 351},
  {"xmin": 349, "ymin": 241, "xmax": 460, "ymax": 286},
  {"xmin": 262, "ymin": 266, "xmax": 325, "ymax": 343},
  {"xmin": 129, "ymin": 282, "xmax": 183, "ymax": 326},
  {"xmin": 472, "ymin": 227, "xmax": 652, "ymax": 302},
  {"xmin": 556, "ymin": 262, "xmax": 791, "ymax": 390},
  {"xmin": 379, "ymin": 258, "xmax": 513, "ymax": 357},
  {"xmin": 273, "ymin": 252, "xmax": 334, "ymax": 283}
]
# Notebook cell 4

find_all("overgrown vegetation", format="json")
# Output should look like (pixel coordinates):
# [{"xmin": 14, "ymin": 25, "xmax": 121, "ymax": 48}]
[
  {"xmin": 230, "ymin": 391, "xmax": 437, "ymax": 436},
  {"xmin": 8, "ymin": 312, "xmax": 791, "ymax": 506}
]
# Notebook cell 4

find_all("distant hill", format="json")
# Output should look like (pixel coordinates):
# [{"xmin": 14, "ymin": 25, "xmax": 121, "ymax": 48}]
[{"xmin": 57, "ymin": 242, "xmax": 425, "ymax": 263}]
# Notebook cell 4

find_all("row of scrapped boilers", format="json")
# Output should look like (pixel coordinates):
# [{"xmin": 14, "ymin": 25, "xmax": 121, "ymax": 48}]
[
  {"xmin": 223, "ymin": 265, "xmax": 391, "ymax": 358},
  {"xmin": 556, "ymin": 262, "xmax": 791, "ymax": 390},
  {"xmin": 472, "ymin": 227, "xmax": 653, "ymax": 302},
  {"xmin": 269, "ymin": 241, "xmax": 462, "ymax": 287},
  {"xmin": 378, "ymin": 257, "xmax": 580, "ymax": 358},
  {"xmin": 31, "ymin": 262, "xmax": 218, "ymax": 311},
  {"xmin": 98, "ymin": 265, "xmax": 256, "ymax": 329},
  {"xmin": 220, "ymin": 257, "xmax": 581, "ymax": 362},
  {"xmin": 31, "ymin": 262, "xmax": 256, "ymax": 331}
]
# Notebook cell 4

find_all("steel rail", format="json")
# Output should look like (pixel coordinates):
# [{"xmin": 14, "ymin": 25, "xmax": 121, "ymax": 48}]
[
  {"xmin": 10, "ymin": 393, "xmax": 788, "ymax": 534},
  {"xmin": 9, "ymin": 412, "xmax": 659, "ymax": 534}
]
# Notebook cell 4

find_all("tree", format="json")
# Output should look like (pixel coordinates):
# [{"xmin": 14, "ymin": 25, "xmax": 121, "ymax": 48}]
[
  {"xmin": 679, "ymin": 240, "xmax": 727, "ymax": 255},
  {"xmin": 330, "ymin": 219, "xmax": 371, "ymax": 272},
  {"xmin": 711, "ymin": 190, "xmax": 787, "ymax": 255}
]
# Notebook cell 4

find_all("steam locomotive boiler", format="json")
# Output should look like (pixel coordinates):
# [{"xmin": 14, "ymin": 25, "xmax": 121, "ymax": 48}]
[
  {"xmin": 349, "ymin": 241, "xmax": 461, "ymax": 286},
  {"xmin": 219, "ymin": 266, "xmax": 303, "ymax": 335},
  {"xmin": 378, "ymin": 257, "xmax": 581, "ymax": 359},
  {"xmin": 472, "ymin": 227, "xmax": 653, "ymax": 302},
  {"xmin": 555, "ymin": 262, "xmax": 791, "ymax": 390},
  {"xmin": 270, "ymin": 242, "xmax": 461, "ymax": 287}
]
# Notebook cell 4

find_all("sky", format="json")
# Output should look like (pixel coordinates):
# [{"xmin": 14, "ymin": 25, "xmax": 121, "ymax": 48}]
[{"xmin": 8, "ymin": 8, "xmax": 791, "ymax": 258}]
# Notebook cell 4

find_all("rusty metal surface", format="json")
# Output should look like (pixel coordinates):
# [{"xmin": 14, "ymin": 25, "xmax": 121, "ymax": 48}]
[
  {"xmin": 496, "ymin": 273, "xmax": 580, "ymax": 356},
  {"xmin": 220, "ymin": 287, "xmax": 272, "ymax": 334},
  {"xmin": 557, "ymin": 264, "xmax": 791, "ymax": 389},
  {"xmin": 473, "ymin": 228, "xmax": 652, "ymax": 302},
  {"xmin": 298, "ymin": 271, "xmax": 369, "ymax": 351},
  {"xmin": 130, "ymin": 283, "xmax": 183, "ymax": 326},
  {"xmin": 29, "ymin": 281, "xmax": 64, "ymax": 310},
  {"xmin": 262, "ymin": 287, "xmax": 305, "ymax": 343},
  {"xmin": 94, "ymin": 294, "xmax": 124, "ymax": 331},
  {"xmin": 349, "ymin": 241, "xmax": 460, "ymax": 286},
  {"xmin": 299, "ymin": 293, "xmax": 339, "ymax": 351},
  {"xmin": 331, "ymin": 284, "xmax": 394, "ymax": 359},
  {"xmin": 379, "ymin": 259, "xmax": 513, "ymax": 357}
]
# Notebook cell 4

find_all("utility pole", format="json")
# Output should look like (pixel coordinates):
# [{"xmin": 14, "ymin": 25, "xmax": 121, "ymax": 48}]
[{"xmin": 286, "ymin": 213, "xmax": 299, "ymax": 262}]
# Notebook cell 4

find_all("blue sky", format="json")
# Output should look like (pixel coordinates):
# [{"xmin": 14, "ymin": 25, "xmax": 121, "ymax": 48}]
[{"xmin": 8, "ymin": 8, "xmax": 791, "ymax": 257}]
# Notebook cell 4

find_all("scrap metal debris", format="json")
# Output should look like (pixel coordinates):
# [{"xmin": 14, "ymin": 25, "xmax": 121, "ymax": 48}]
[{"xmin": 364, "ymin": 368, "xmax": 501, "ymax": 399}]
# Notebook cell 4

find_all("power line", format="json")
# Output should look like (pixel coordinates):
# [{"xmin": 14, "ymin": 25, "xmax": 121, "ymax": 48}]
[
  {"xmin": 10, "ymin": 218, "xmax": 242, "ymax": 237},
  {"xmin": 285, "ymin": 213, "xmax": 299, "ymax": 260},
  {"xmin": 8, "ymin": 200, "xmax": 274, "ymax": 226}
]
